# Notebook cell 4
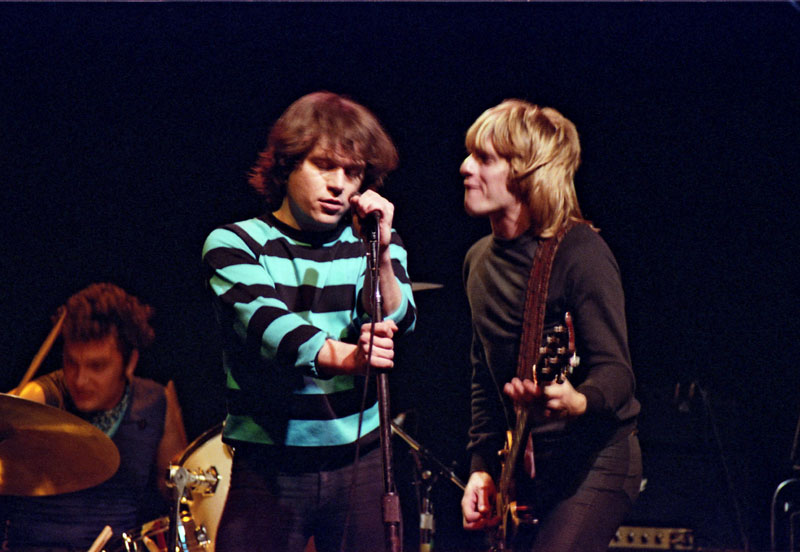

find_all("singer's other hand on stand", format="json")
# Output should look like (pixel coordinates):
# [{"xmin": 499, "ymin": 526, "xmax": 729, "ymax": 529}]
[
  {"xmin": 357, "ymin": 319, "xmax": 399, "ymax": 371},
  {"xmin": 315, "ymin": 319, "xmax": 399, "ymax": 377}
]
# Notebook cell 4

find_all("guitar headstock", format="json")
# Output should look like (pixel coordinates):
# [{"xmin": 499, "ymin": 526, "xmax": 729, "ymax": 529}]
[{"xmin": 535, "ymin": 311, "xmax": 580, "ymax": 384}]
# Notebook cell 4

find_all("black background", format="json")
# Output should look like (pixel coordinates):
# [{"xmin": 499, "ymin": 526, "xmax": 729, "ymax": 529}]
[{"xmin": 1, "ymin": 3, "xmax": 798, "ymax": 550}]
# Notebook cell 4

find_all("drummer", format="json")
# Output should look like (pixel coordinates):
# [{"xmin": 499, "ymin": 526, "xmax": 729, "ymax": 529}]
[{"xmin": 1, "ymin": 282, "xmax": 187, "ymax": 551}]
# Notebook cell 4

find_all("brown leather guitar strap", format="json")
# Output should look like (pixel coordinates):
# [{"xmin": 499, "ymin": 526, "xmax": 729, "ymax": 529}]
[
  {"xmin": 516, "ymin": 221, "xmax": 577, "ymax": 379},
  {"xmin": 516, "ymin": 221, "xmax": 577, "ymax": 479}
]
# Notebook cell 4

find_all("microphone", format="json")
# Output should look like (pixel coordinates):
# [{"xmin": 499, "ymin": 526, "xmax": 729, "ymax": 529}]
[{"xmin": 359, "ymin": 211, "xmax": 381, "ymax": 241}]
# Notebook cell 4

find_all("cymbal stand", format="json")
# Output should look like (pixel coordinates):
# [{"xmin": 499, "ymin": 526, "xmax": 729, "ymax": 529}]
[
  {"xmin": 418, "ymin": 468, "xmax": 435, "ymax": 552},
  {"xmin": 391, "ymin": 422, "xmax": 466, "ymax": 493},
  {"xmin": 391, "ymin": 422, "xmax": 466, "ymax": 552}
]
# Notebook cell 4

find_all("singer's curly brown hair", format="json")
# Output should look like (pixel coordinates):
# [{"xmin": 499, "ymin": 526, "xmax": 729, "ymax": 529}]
[
  {"xmin": 248, "ymin": 91, "xmax": 399, "ymax": 211},
  {"xmin": 55, "ymin": 283, "xmax": 154, "ymax": 362}
]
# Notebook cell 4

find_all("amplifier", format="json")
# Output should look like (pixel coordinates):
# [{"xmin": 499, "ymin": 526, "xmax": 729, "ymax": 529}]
[{"xmin": 609, "ymin": 526, "xmax": 694, "ymax": 550}]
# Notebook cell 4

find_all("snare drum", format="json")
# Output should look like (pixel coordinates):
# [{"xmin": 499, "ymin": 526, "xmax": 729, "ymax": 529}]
[
  {"xmin": 104, "ymin": 424, "xmax": 232, "ymax": 552},
  {"xmin": 176, "ymin": 423, "xmax": 232, "ymax": 552}
]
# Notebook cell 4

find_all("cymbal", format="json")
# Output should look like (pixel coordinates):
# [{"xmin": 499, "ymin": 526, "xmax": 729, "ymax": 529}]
[
  {"xmin": 411, "ymin": 281, "xmax": 444, "ymax": 292},
  {"xmin": 0, "ymin": 393, "xmax": 120, "ymax": 496}
]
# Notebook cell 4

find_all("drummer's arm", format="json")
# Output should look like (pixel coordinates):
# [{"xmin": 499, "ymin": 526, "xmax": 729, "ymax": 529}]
[
  {"xmin": 16, "ymin": 382, "xmax": 46, "ymax": 404},
  {"xmin": 156, "ymin": 381, "xmax": 188, "ymax": 500}
]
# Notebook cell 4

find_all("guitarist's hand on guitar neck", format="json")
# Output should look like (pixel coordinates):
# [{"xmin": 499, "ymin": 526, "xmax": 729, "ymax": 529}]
[
  {"xmin": 461, "ymin": 471, "xmax": 501, "ymax": 530},
  {"xmin": 503, "ymin": 376, "xmax": 587, "ymax": 422}
]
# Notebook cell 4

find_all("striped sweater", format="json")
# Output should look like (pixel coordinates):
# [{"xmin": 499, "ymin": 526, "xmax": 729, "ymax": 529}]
[{"xmin": 202, "ymin": 213, "xmax": 415, "ymax": 460}]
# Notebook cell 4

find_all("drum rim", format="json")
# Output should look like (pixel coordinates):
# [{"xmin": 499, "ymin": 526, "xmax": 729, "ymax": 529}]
[{"xmin": 177, "ymin": 422, "xmax": 225, "ymax": 465}]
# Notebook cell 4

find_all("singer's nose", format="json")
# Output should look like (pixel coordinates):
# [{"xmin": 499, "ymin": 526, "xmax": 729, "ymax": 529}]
[{"xmin": 327, "ymin": 168, "xmax": 346, "ymax": 192}]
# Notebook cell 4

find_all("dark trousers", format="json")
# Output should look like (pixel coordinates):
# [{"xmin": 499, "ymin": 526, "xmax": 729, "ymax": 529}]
[
  {"xmin": 215, "ymin": 446, "xmax": 387, "ymax": 552},
  {"xmin": 515, "ymin": 431, "xmax": 642, "ymax": 552}
]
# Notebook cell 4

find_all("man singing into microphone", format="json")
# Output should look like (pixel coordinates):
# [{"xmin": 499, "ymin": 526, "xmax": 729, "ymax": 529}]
[{"xmin": 202, "ymin": 91, "xmax": 416, "ymax": 552}]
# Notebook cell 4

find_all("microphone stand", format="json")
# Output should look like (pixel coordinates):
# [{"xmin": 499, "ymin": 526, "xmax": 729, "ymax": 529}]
[{"xmin": 365, "ymin": 218, "xmax": 402, "ymax": 552}]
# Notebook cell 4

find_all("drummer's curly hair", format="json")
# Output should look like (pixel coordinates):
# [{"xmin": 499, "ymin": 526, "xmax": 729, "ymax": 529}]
[{"xmin": 56, "ymin": 283, "xmax": 155, "ymax": 362}]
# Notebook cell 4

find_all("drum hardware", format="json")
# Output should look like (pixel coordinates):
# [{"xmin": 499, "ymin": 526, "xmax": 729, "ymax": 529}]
[
  {"xmin": 103, "ymin": 516, "xmax": 171, "ymax": 552},
  {"xmin": 166, "ymin": 463, "xmax": 220, "ymax": 551},
  {"xmin": 391, "ymin": 418, "xmax": 466, "ymax": 552},
  {"xmin": 168, "ymin": 465, "xmax": 221, "ymax": 499},
  {"xmin": 104, "ymin": 424, "xmax": 230, "ymax": 551},
  {"xmin": 161, "ymin": 423, "xmax": 231, "ymax": 552},
  {"xmin": 391, "ymin": 421, "xmax": 465, "ymax": 493},
  {"xmin": 0, "ymin": 393, "xmax": 120, "ymax": 496},
  {"xmin": 417, "ymin": 469, "xmax": 435, "ymax": 552}
]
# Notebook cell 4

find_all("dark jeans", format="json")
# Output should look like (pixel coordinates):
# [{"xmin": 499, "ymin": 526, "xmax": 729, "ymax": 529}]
[
  {"xmin": 515, "ymin": 430, "xmax": 642, "ymax": 552},
  {"xmin": 215, "ymin": 445, "xmax": 386, "ymax": 552}
]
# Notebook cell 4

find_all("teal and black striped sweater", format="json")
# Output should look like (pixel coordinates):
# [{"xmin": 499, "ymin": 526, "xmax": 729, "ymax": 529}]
[{"xmin": 202, "ymin": 213, "xmax": 416, "ymax": 465}]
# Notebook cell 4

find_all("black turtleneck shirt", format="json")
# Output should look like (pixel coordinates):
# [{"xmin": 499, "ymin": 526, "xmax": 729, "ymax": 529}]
[{"xmin": 464, "ymin": 223, "xmax": 640, "ymax": 477}]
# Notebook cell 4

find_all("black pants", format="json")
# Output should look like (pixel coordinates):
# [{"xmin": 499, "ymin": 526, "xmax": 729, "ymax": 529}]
[
  {"xmin": 215, "ymin": 446, "xmax": 386, "ymax": 552},
  {"xmin": 514, "ymin": 431, "xmax": 642, "ymax": 552}
]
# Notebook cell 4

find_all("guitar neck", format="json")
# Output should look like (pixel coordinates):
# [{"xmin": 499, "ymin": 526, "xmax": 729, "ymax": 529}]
[{"xmin": 498, "ymin": 406, "xmax": 530, "ymax": 498}]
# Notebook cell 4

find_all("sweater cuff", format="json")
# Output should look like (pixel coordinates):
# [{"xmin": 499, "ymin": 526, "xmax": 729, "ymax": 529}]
[
  {"xmin": 578, "ymin": 384, "xmax": 604, "ymax": 414},
  {"xmin": 470, "ymin": 450, "xmax": 500, "ymax": 479}
]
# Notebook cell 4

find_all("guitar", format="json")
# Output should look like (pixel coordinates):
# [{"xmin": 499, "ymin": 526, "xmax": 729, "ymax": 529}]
[{"xmin": 490, "ymin": 312, "xmax": 580, "ymax": 551}]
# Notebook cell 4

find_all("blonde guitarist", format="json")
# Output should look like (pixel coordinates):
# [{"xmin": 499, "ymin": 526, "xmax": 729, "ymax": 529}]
[{"xmin": 459, "ymin": 100, "xmax": 642, "ymax": 551}]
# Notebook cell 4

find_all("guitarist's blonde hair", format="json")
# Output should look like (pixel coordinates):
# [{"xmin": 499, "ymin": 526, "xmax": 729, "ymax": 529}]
[{"xmin": 465, "ymin": 99, "xmax": 589, "ymax": 238}]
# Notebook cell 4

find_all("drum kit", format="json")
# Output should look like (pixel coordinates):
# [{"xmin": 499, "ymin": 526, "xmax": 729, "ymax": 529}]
[
  {"xmin": 1, "ymin": 303, "xmax": 234, "ymax": 552},
  {"xmin": 1, "ymin": 281, "xmax": 448, "ymax": 552},
  {"xmin": 0, "ymin": 392, "xmax": 232, "ymax": 552},
  {"xmin": 105, "ymin": 424, "xmax": 232, "ymax": 552}
]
